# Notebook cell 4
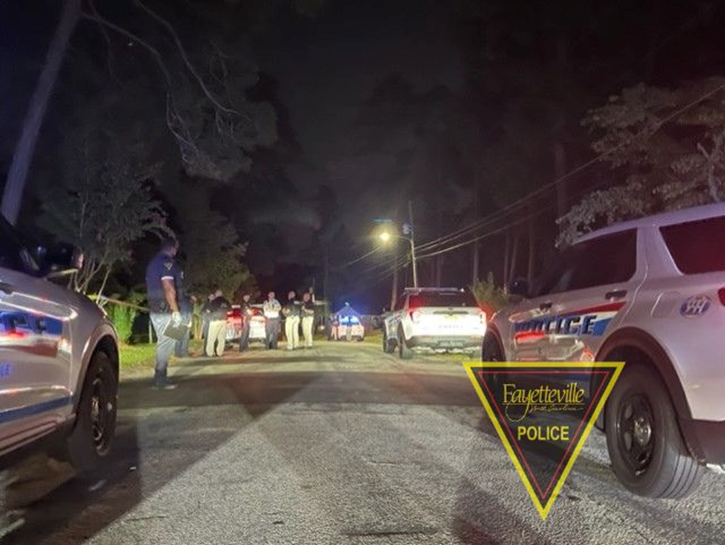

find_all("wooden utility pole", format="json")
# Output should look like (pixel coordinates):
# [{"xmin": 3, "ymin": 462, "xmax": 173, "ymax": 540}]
[{"xmin": 1, "ymin": 0, "xmax": 81, "ymax": 224}]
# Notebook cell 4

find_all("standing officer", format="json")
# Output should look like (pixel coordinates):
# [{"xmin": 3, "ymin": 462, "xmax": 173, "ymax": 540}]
[
  {"xmin": 206, "ymin": 289, "xmax": 231, "ymax": 357},
  {"xmin": 239, "ymin": 293, "xmax": 253, "ymax": 352},
  {"xmin": 263, "ymin": 291, "xmax": 281, "ymax": 349},
  {"xmin": 145, "ymin": 238, "xmax": 183, "ymax": 389},
  {"xmin": 283, "ymin": 290, "xmax": 301, "ymax": 350},
  {"xmin": 300, "ymin": 291, "xmax": 315, "ymax": 348}
]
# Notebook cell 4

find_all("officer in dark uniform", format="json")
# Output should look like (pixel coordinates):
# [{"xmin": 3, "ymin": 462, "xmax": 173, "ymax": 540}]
[
  {"xmin": 145, "ymin": 238, "xmax": 183, "ymax": 389},
  {"xmin": 239, "ymin": 293, "xmax": 253, "ymax": 352}
]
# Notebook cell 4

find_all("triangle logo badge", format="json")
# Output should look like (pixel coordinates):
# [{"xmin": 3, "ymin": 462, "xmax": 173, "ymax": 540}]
[{"xmin": 464, "ymin": 361, "xmax": 624, "ymax": 520}]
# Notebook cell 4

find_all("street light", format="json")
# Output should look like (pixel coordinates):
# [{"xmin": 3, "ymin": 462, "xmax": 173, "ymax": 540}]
[{"xmin": 378, "ymin": 229, "xmax": 418, "ymax": 288}]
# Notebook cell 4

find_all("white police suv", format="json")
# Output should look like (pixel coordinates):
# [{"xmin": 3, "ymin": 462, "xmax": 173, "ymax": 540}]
[
  {"xmin": 0, "ymin": 215, "xmax": 118, "ymax": 473},
  {"xmin": 483, "ymin": 203, "xmax": 725, "ymax": 498},
  {"xmin": 383, "ymin": 287, "xmax": 487, "ymax": 358}
]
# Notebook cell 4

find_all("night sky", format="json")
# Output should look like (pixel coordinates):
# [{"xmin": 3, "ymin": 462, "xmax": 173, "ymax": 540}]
[{"xmin": 3, "ymin": 0, "xmax": 725, "ymax": 312}]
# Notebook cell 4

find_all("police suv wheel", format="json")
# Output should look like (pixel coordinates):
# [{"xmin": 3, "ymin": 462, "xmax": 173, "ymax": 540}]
[
  {"xmin": 398, "ymin": 327, "xmax": 413, "ymax": 359},
  {"xmin": 66, "ymin": 351, "xmax": 118, "ymax": 474},
  {"xmin": 605, "ymin": 364, "xmax": 703, "ymax": 498},
  {"xmin": 382, "ymin": 330, "xmax": 395, "ymax": 353},
  {"xmin": 481, "ymin": 332, "xmax": 504, "ymax": 361}
]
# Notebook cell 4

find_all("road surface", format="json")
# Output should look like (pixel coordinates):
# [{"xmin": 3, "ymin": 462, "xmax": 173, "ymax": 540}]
[{"xmin": 1, "ymin": 341, "xmax": 724, "ymax": 544}]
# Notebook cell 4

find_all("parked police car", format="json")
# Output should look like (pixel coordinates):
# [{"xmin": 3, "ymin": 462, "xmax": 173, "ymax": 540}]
[
  {"xmin": 0, "ymin": 215, "xmax": 118, "ymax": 473},
  {"xmin": 483, "ymin": 203, "xmax": 725, "ymax": 498},
  {"xmin": 383, "ymin": 287, "xmax": 486, "ymax": 358}
]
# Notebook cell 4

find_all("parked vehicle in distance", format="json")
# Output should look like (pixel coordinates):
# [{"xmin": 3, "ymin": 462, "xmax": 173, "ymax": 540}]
[
  {"xmin": 484, "ymin": 203, "xmax": 725, "ymax": 500},
  {"xmin": 383, "ymin": 287, "xmax": 486, "ymax": 359},
  {"xmin": 0, "ymin": 215, "xmax": 119, "ymax": 474},
  {"xmin": 328, "ymin": 303, "xmax": 365, "ymax": 341}
]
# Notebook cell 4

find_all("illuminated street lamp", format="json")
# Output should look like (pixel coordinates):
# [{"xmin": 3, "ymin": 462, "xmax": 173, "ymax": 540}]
[{"xmin": 378, "ymin": 227, "xmax": 418, "ymax": 288}]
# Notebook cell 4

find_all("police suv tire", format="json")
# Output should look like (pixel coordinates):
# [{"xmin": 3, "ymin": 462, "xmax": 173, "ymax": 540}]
[
  {"xmin": 481, "ymin": 332, "xmax": 505, "ymax": 391},
  {"xmin": 382, "ymin": 330, "xmax": 395, "ymax": 353},
  {"xmin": 481, "ymin": 332, "xmax": 504, "ymax": 361},
  {"xmin": 66, "ymin": 351, "xmax": 118, "ymax": 475},
  {"xmin": 398, "ymin": 327, "xmax": 413, "ymax": 359},
  {"xmin": 605, "ymin": 364, "xmax": 703, "ymax": 499}
]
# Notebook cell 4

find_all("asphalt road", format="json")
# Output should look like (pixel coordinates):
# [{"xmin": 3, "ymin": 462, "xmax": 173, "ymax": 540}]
[{"xmin": 1, "ymin": 341, "xmax": 724, "ymax": 545}]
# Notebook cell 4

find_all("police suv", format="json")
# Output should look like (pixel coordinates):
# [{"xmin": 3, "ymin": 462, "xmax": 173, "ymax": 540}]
[
  {"xmin": 484, "ymin": 203, "xmax": 725, "ymax": 498},
  {"xmin": 383, "ymin": 287, "xmax": 487, "ymax": 358},
  {"xmin": 0, "ymin": 215, "xmax": 118, "ymax": 473}
]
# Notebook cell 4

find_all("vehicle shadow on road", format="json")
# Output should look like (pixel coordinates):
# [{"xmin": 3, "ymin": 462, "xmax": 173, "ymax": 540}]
[{"xmin": 0, "ymin": 372, "xmax": 324, "ymax": 544}]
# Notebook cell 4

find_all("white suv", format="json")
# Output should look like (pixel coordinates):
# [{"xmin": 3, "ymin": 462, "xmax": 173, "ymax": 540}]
[
  {"xmin": 0, "ymin": 215, "xmax": 118, "ymax": 473},
  {"xmin": 484, "ymin": 203, "xmax": 725, "ymax": 498},
  {"xmin": 383, "ymin": 287, "xmax": 486, "ymax": 358}
]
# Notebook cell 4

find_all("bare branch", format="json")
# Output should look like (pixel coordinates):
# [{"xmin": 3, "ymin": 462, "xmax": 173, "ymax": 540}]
[
  {"xmin": 133, "ymin": 0, "xmax": 237, "ymax": 114},
  {"xmin": 80, "ymin": 10, "xmax": 172, "ymax": 85}
]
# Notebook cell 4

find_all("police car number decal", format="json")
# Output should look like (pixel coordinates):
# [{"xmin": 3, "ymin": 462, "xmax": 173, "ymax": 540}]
[{"xmin": 680, "ymin": 295, "xmax": 711, "ymax": 317}]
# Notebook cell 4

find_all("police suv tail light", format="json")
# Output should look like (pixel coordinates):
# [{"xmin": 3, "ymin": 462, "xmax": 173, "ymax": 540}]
[
  {"xmin": 719, "ymin": 288, "xmax": 725, "ymax": 306},
  {"xmin": 410, "ymin": 310, "xmax": 422, "ymax": 323}
]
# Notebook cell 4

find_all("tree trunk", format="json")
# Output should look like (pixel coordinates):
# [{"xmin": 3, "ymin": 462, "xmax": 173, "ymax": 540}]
[
  {"xmin": 471, "ymin": 182, "xmax": 480, "ymax": 285},
  {"xmin": 527, "ymin": 215, "xmax": 536, "ymax": 287},
  {"xmin": 390, "ymin": 265, "xmax": 398, "ymax": 311},
  {"xmin": 1, "ymin": 0, "xmax": 81, "ymax": 225},
  {"xmin": 435, "ymin": 255, "xmax": 444, "ymax": 287},
  {"xmin": 471, "ymin": 241, "xmax": 480, "ymax": 285},
  {"xmin": 508, "ymin": 232, "xmax": 520, "ymax": 285},
  {"xmin": 553, "ymin": 140, "xmax": 568, "ymax": 218},
  {"xmin": 503, "ymin": 229, "xmax": 511, "ymax": 287},
  {"xmin": 323, "ymin": 249, "xmax": 330, "ymax": 301}
]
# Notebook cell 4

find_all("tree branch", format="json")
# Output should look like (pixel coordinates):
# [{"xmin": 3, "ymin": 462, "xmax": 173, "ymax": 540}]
[
  {"xmin": 80, "ymin": 10, "xmax": 172, "ymax": 85},
  {"xmin": 133, "ymin": 0, "xmax": 237, "ymax": 115}
]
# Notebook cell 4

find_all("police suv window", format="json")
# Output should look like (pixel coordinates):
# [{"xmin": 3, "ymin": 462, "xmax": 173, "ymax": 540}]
[
  {"xmin": 564, "ymin": 229, "xmax": 637, "ymax": 291},
  {"xmin": 0, "ymin": 216, "xmax": 39, "ymax": 275},
  {"xmin": 660, "ymin": 216, "xmax": 725, "ymax": 274}
]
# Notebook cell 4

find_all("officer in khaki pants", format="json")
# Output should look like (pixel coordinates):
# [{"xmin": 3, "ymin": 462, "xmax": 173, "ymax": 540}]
[
  {"xmin": 282, "ymin": 291, "xmax": 300, "ymax": 350},
  {"xmin": 300, "ymin": 291, "xmax": 315, "ymax": 348},
  {"xmin": 206, "ymin": 289, "xmax": 231, "ymax": 357}
]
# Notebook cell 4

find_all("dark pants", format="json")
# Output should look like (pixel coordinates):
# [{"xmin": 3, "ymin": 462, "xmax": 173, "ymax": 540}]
[
  {"xmin": 175, "ymin": 312, "xmax": 192, "ymax": 357},
  {"xmin": 265, "ymin": 318, "xmax": 280, "ymax": 349},
  {"xmin": 239, "ymin": 320, "xmax": 251, "ymax": 351}
]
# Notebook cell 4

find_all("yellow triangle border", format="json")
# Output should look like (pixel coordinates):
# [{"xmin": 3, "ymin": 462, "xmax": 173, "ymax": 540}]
[{"xmin": 463, "ymin": 361, "xmax": 624, "ymax": 521}]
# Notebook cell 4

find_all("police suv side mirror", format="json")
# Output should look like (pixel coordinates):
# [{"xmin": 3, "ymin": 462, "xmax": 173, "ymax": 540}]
[{"xmin": 508, "ymin": 277, "xmax": 530, "ymax": 299}]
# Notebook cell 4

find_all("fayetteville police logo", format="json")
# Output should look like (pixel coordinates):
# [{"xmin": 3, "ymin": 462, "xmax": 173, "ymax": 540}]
[{"xmin": 464, "ymin": 361, "xmax": 623, "ymax": 520}]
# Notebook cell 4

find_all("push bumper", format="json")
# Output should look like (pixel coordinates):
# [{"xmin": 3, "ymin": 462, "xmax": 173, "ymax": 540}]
[
  {"xmin": 407, "ymin": 335, "xmax": 482, "ymax": 350},
  {"xmin": 679, "ymin": 417, "xmax": 725, "ymax": 464}
]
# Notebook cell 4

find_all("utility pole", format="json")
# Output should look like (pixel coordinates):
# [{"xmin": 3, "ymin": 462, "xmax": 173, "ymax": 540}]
[{"xmin": 407, "ymin": 200, "xmax": 418, "ymax": 288}]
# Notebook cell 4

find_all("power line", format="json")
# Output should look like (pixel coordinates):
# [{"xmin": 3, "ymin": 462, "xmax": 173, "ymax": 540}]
[{"xmin": 415, "ymin": 78, "xmax": 725, "ymax": 256}]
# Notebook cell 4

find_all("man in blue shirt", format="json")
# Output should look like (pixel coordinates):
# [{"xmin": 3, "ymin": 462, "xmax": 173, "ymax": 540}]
[{"xmin": 145, "ymin": 238, "xmax": 183, "ymax": 389}]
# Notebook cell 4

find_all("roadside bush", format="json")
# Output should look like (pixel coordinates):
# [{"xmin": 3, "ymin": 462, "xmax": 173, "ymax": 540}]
[
  {"xmin": 108, "ymin": 303, "xmax": 138, "ymax": 344},
  {"xmin": 470, "ymin": 272, "xmax": 512, "ymax": 314}
]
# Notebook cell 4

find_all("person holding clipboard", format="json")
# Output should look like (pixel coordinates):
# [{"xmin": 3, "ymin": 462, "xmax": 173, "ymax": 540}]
[{"xmin": 145, "ymin": 238, "xmax": 186, "ymax": 390}]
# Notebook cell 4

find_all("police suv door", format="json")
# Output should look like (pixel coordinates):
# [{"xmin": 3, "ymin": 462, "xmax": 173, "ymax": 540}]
[
  {"xmin": 505, "ymin": 257, "xmax": 569, "ymax": 362},
  {"xmin": 0, "ymin": 220, "xmax": 74, "ymax": 452},
  {"xmin": 545, "ymin": 229, "xmax": 643, "ymax": 362}
]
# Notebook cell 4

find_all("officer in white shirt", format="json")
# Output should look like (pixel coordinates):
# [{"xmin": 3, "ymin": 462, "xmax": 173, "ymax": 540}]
[{"xmin": 263, "ymin": 291, "xmax": 282, "ymax": 349}]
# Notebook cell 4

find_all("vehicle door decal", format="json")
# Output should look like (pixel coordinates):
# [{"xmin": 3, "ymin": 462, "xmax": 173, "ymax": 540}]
[
  {"xmin": 0, "ymin": 395, "xmax": 72, "ymax": 425},
  {"xmin": 0, "ymin": 310, "xmax": 63, "ymax": 358},
  {"xmin": 513, "ymin": 301, "xmax": 626, "ymax": 338}
]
